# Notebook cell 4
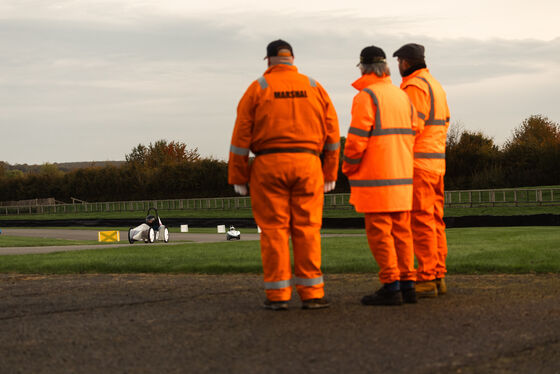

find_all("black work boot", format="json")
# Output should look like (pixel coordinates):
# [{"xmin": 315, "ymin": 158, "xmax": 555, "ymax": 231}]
[
  {"xmin": 361, "ymin": 284, "xmax": 403, "ymax": 306},
  {"xmin": 401, "ymin": 288, "xmax": 418, "ymax": 303},
  {"xmin": 400, "ymin": 281, "xmax": 418, "ymax": 304}
]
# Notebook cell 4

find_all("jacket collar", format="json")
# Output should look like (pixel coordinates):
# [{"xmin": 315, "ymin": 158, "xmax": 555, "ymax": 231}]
[
  {"xmin": 264, "ymin": 63, "xmax": 298, "ymax": 74},
  {"xmin": 351, "ymin": 74, "xmax": 392, "ymax": 91},
  {"xmin": 402, "ymin": 63, "xmax": 427, "ymax": 78},
  {"xmin": 402, "ymin": 67, "xmax": 430, "ymax": 84}
]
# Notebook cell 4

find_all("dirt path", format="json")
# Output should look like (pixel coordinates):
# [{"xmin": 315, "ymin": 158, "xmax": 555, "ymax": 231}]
[{"xmin": 1, "ymin": 273, "xmax": 558, "ymax": 373}]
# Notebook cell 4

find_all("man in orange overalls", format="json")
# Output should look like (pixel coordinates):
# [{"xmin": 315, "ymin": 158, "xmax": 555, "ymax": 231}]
[
  {"xmin": 228, "ymin": 40, "xmax": 340, "ymax": 310},
  {"xmin": 393, "ymin": 43, "xmax": 451, "ymax": 298},
  {"xmin": 342, "ymin": 46, "xmax": 418, "ymax": 306}
]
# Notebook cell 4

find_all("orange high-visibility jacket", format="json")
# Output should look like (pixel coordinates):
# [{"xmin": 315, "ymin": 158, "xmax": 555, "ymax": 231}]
[
  {"xmin": 342, "ymin": 74, "xmax": 417, "ymax": 213},
  {"xmin": 228, "ymin": 64, "xmax": 340, "ymax": 185},
  {"xmin": 401, "ymin": 68, "xmax": 450, "ymax": 174}
]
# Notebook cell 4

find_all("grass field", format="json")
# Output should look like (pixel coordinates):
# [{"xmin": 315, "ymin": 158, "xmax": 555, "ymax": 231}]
[
  {"xmin": 0, "ymin": 205, "xmax": 559, "ymax": 222},
  {"xmin": 0, "ymin": 236, "xmax": 102, "ymax": 247},
  {"xmin": 0, "ymin": 226, "xmax": 558, "ymax": 274}
]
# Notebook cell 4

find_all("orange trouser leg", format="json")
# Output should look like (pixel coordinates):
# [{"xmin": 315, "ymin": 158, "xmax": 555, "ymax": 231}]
[
  {"xmin": 434, "ymin": 174, "xmax": 448, "ymax": 278},
  {"xmin": 365, "ymin": 212, "xmax": 413, "ymax": 284},
  {"xmin": 412, "ymin": 168, "xmax": 439, "ymax": 281},
  {"xmin": 391, "ymin": 211, "xmax": 416, "ymax": 282},
  {"xmin": 290, "ymin": 161, "xmax": 325, "ymax": 301},
  {"xmin": 250, "ymin": 153, "xmax": 325, "ymax": 301}
]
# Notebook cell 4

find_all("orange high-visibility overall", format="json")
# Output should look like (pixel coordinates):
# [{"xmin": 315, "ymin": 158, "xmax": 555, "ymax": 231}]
[
  {"xmin": 228, "ymin": 63, "xmax": 340, "ymax": 301},
  {"xmin": 342, "ymin": 74, "xmax": 417, "ymax": 284},
  {"xmin": 401, "ymin": 68, "xmax": 450, "ymax": 281}
]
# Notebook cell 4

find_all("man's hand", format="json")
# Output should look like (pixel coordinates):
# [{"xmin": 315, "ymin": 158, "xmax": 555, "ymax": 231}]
[
  {"xmin": 324, "ymin": 181, "xmax": 336, "ymax": 193},
  {"xmin": 234, "ymin": 184, "xmax": 248, "ymax": 196}
]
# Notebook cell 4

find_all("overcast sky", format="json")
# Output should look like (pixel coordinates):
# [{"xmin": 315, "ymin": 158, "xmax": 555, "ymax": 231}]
[{"xmin": 1, "ymin": 0, "xmax": 559, "ymax": 165}]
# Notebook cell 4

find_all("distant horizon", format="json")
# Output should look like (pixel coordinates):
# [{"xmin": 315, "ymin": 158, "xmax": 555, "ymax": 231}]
[{"xmin": 2, "ymin": 160, "xmax": 126, "ymax": 167}]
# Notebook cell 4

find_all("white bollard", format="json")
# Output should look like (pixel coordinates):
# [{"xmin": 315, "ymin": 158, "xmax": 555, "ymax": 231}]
[
  {"xmin": 180, "ymin": 224, "xmax": 189, "ymax": 233},
  {"xmin": 217, "ymin": 225, "xmax": 226, "ymax": 233}
]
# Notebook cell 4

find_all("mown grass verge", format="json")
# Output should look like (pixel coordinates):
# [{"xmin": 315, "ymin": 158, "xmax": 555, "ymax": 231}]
[
  {"xmin": 0, "ymin": 205, "xmax": 559, "ymax": 222},
  {"xmin": 0, "ymin": 236, "xmax": 102, "ymax": 248},
  {"xmin": 0, "ymin": 227, "xmax": 558, "ymax": 274}
]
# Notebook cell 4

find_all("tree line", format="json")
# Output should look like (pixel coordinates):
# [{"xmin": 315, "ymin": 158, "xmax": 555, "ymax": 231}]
[
  {"xmin": 0, "ymin": 140, "xmax": 230, "ymax": 203},
  {"xmin": 443, "ymin": 114, "xmax": 559, "ymax": 189},
  {"xmin": 0, "ymin": 115, "xmax": 558, "ymax": 203}
]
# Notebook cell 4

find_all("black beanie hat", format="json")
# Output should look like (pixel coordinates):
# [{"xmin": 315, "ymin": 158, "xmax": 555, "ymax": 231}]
[{"xmin": 359, "ymin": 46, "xmax": 386, "ymax": 64}]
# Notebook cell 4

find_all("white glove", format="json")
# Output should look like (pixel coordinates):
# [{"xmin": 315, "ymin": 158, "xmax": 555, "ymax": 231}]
[
  {"xmin": 234, "ymin": 184, "xmax": 248, "ymax": 196},
  {"xmin": 324, "ymin": 181, "xmax": 336, "ymax": 193}
]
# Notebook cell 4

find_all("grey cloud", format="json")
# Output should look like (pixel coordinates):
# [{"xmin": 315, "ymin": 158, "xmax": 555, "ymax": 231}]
[
  {"xmin": 0, "ymin": 18, "xmax": 240, "ymax": 61},
  {"xmin": 0, "ymin": 11, "xmax": 558, "ymax": 163},
  {"xmin": 426, "ymin": 37, "xmax": 560, "ymax": 84}
]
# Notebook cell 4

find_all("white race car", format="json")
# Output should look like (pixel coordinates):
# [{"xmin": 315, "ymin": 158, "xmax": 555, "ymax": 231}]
[
  {"xmin": 128, "ymin": 208, "xmax": 170, "ymax": 244},
  {"xmin": 226, "ymin": 226, "xmax": 241, "ymax": 240}
]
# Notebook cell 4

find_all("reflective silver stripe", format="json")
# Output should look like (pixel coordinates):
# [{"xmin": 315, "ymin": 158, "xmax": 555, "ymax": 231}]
[
  {"xmin": 264, "ymin": 279, "xmax": 291, "ymax": 289},
  {"xmin": 425, "ymin": 119, "xmax": 447, "ymax": 126},
  {"xmin": 257, "ymin": 76, "xmax": 268, "ymax": 89},
  {"xmin": 414, "ymin": 152, "xmax": 445, "ymax": 159},
  {"xmin": 230, "ymin": 144, "xmax": 250, "ymax": 156},
  {"xmin": 357, "ymin": 88, "xmax": 415, "ymax": 137},
  {"xmin": 343, "ymin": 155, "xmax": 361, "ymax": 164},
  {"xmin": 348, "ymin": 126, "xmax": 370, "ymax": 137},
  {"xmin": 417, "ymin": 77, "xmax": 447, "ymax": 127},
  {"xmin": 323, "ymin": 142, "xmax": 340, "ymax": 151},
  {"xmin": 363, "ymin": 88, "xmax": 381, "ymax": 130},
  {"xmin": 294, "ymin": 276, "xmax": 323, "ymax": 287},
  {"xmin": 417, "ymin": 112, "xmax": 426, "ymax": 120},
  {"xmin": 350, "ymin": 127, "xmax": 415, "ymax": 137},
  {"xmin": 308, "ymin": 77, "xmax": 317, "ymax": 87},
  {"xmin": 417, "ymin": 77, "xmax": 434, "ymax": 125},
  {"xmin": 349, "ymin": 178, "xmax": 413, "ymax": 187},
  {"xmin": 371, "ymin": 128, "xmax": 415, "ymax": 136}
]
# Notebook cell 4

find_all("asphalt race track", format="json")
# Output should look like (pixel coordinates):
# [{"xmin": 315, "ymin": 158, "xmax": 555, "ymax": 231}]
[
  {"xmin": 0, "ymin": 228, "xmax": 262, "ymax": 255},
  {"xmin": 0, "ymin": 229, "xmax": 559, "ymax": 373},
  {"xmin": 0, "ymin": 229, "xmax": 361, "ymax": 255},
  {"xmin": 1, "ymin": 273, "xmax": 559, "ymax": 373}
]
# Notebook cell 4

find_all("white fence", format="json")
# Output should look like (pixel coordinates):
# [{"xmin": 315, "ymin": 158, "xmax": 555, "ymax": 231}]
[{"xmin": 1, "ymin": 187, "xmax": 559, "ymax": 215}]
